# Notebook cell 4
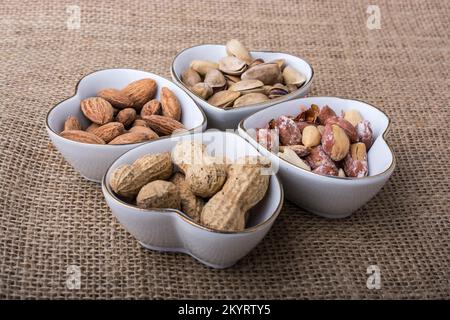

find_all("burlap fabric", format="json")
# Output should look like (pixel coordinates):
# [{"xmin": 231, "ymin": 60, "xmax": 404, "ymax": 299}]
[{"xmin": 1, "ymin": 0, "xmax": 449, "ymax": 299}]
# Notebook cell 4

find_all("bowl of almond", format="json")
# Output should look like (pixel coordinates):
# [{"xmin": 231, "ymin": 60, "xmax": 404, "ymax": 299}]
[
  {"xmin": 238, "ymin": 97, "xmax": 396, "ymax": 218},
  {"xmin": 46, "ymin": 69, "xmax": 207, "ymax": 182}
]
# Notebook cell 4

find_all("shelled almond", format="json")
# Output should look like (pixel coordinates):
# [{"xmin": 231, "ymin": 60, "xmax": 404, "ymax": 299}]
[
  {"xmin": 256, "ymin": 104, "xmax": 374, "ymax": 178},
  {"xmin": 59, "ymin": 79, "xmax": 186, "ymax": 145}
]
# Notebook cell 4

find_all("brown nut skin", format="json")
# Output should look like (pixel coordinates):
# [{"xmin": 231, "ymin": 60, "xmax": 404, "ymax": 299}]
[
  {"xmin": 317, "ymin": 105, "xmax": 337, "ymax": 125},
  {"xmin": 129, "ymin": 126, "xmax": 159, "ymax": 140},
  {"xmin": 63, "ymin": 116, "xmax": 81, "ymax": 131},
  {"xmin": 108, "ymin": 132, "xmax": 149, "ymax": 145},
  {"xmin": 275, "ymin": 115, "xmax": 302, "ymax": 146},
  {"xmin": 141, "ymin": 99, "xmax": 161, "ymax": 118},
  {"xmin": 116, "ymin": 108, "xmax": 136, "ymax": 128},
  {"xmin": 295, "ymin": 121, "xmax": 311, "ymax": 132},
  {"xmin": 122, "ymin": 78, "xmax": 157, "ymax": 110},
  {"xmin": 305, "ymin": 146, "xmax": 337, "ymax": 170},
  {"xmin": 160, "ymin": 87, "xmax": 181, "ymax": 121},
  {"xmin": 60, "ymin": 130, "xmax": 105, "ymax": 144},
  {"xmin": 356, "ymin": 120, "xmax": 374, "ymax": 150},
  {"xmin": 132, "ymin": 119, "xmax": 150, "ymax": 128},
  {"xmin": 97, "ymin": 88, "xmax": 134, "ymax": 109},
  {"xmin": 80, "ymin": 97, "xmax": 114, "ymax": 125},
  {"xmin": 91, "ymin": 122, "xmax": 125, "ymax": 143},
  {"xmin": 295, "ymin": 104, "xmax": 320, "ymax": 123},
  {"xmin": 142, "ymin": 115, "xmax": 186, "ymax": 136},
  {"xmin": 321, "ymin": 124, "xmax": 350, "ymax": 161},
  {"xmin": 170, "ymin": 173, "xmax": 204, "ymax": 222},
  {"xmin": 325, "ymin": 116, "xmax": 358, "ymax": 142},
  {"xmin": 343, "ymin": 143, "xmax": 369, "ymax": 178},
  {"xmin": 136, "ymin": 180, "xmax": 181, "ymax": 210}
]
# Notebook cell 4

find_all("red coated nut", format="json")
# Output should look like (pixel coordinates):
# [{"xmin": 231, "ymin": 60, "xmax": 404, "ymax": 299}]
[
  {"xmin": 343, "ymin": 142, "xmax": 369, "ymax": 177},
  {"xmin": 313, "ymin": 164, "xmax": 338, "ymax": 176},
  {"xmin": 257, "ymin": 128, "xmax": 279, "ymax": 152},
  {"xmin": 275, "ymin": 115, "xmax": 302, "ymax": 146},
  {"xmin": 321, "ymin": 124, "xmax": 350, "ymax": 161},
  {"xmin": 356, "ymin": 120, "xmax": 374, "ymax": 150},
  {"xmin": 305, "ymin": 145, "xmax": 337, "ymax": 170},
  {"xmin": 325, "ymin": 116, "xmax": 358, "ymax": 143},
  {"xmin": 317, "ymin": 105, "xmax": 337, "ymax": 125}
]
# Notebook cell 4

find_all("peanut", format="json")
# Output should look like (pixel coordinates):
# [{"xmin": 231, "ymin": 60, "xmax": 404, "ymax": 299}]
[
  {"xmin": 136, "ymin": 180, "xmax": 181, "ymax": 210},
  {"xmin": 201, "ymin": 157, "xmax": 270, "ymax": 231},
  {"xmin": 170, "ymin": 173, "xmax": 204, "ymax": 222}
]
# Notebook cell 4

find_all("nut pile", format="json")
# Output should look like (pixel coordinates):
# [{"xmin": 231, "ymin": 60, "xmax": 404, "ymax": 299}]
[
  {"xmin": 60, "ymin": 78, "xmax": 186, "ymax": 144},
  {"xmin": 256, "ymin": 105, "xmax": 374, "ymax": 178},
  {"xmin": 109, "ymin": 141, "xmax": 270, "ymax": 232},
  {"xmin": 181, "ymin": 39, "xmax": 307, "ymax": 109}
]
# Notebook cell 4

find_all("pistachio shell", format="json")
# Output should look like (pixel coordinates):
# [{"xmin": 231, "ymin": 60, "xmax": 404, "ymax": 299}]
[
  {"xmin": 229, "ymin": 80, "xmax": 264, "ymax": 94},
  {"xmin": 268, "ymin": 83, "xmax": 289, "ymax": 99},
  {"xmin": 269, "ymin": 59, "xmax": 285, "ymax": 70},
  {"xmin": 241, "ymin": 63, "xmax": 281, "ymax": 85},
  {"xmin": 287, "ymin": 84, "xmax": 298, "ymax": 92},
  {"xmin": 181, "ymin": 68, "xmax": 202, "ymax": 88},
  {"xmin": 207, "ymin": 90, "xmax": 241, "ymax": 108},
  {"xmin": 204, "ymin": 69, "xmax": 226, "ymax": 89},
  {"xmin": 282, "ymin": 65, "xmax": 306, "ymax": 86},
  {"xmin": 226, "ymin": 39, "xmax": 253, "ymax": 64},
  {"xmin": 189, "ymin": 60, "xmax": 219, "ymax": 75},
  {"xmin": 191, "ymin": 82, "xmax": 213, "ymax": 100},
  {"xmin": 249, "ymin": 58, "xmax": 265, "ymax": 68},
  {"xmin": 233, "ymin": 93, "xmax": 269, "ymax": 108},
  {"xmin": 218, "ymin": 56, "xmax": 247, "ymax": 75},
  {"xmin": 224, "ymin": 74, "xmax": 241, "ymax": 83}
]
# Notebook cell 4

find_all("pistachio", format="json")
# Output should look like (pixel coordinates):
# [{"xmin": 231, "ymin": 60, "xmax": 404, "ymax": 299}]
[
  {"xmin": 269, "ymin": 59, "xmax": 285, "ymax": 70},
  {"xmin": 229, "ymin": 79, "xmax": 264, "ymax": 94},
  {"xmin": 204, "ymin": 69, "xmax": 226, "ymax": 89},
  {"xmin": 181, "ymin": 68, "xmax": 201, "ymax": 88},
  {"xmin": 241, "ymin": 63, "xmax": 281, "ymax": 85},
  {"xmin": 190, "ymin": 60, "xmax": 219, "ymax": 76},
  {"xmin": 267, "ymin": 83, "xmax": 289, "ymax": 99},
  {"xmin": 282, "ymin": 65, "xmax": 306, "ymax": 86},
  {"xmin": 207, "ymin": 90, "xmax": 241, "ymax": 108},
  {"xmin": 218, "ymin": 56, "xmax": 247, "ymax": 75},
  {"xmin": 249, "ymin": 58, "xmax": 265, "ymax": 68},
  {"xmin": 191, "ymin": 82, "xmax": 213, "ymax": 99},
  {"xmin": 226, "ymin": 39, "xmax": 253, "ymax": 64},
  {"xmin": 233, "ymin": 93, "xmax": 269, "ymax": 108}
]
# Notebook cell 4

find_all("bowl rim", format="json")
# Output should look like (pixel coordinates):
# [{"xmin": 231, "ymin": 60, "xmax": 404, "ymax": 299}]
[
  {"xmin": 45, "ymin": 68, "xmax": 207, "ymax": 147},
  {"xmin": 101, "ymin": 131, "xmax": 284, "ymax": 235},
  {"xmin": 170, "ymin": 43, "xmax": 315, "ymax": 112},
  {"xmin": 238, "ymin": 96, "xmax": 397, "ymax": 181}
]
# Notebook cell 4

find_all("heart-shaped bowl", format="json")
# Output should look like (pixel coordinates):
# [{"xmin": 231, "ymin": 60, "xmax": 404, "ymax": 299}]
[
  {"xmin": 238, "ymin": 97, "xmax": 396, "ymax": 218},
  {"xmin": 171, "ymin": 44, "xmax": 314, "ymax": 130},
  {"xmin": 46, "ymin": 68, "xmax": 207, "ymax": 182},
  {"xmin": 102, "ymin": 131, "xmax": 283, "ymax": 268}
]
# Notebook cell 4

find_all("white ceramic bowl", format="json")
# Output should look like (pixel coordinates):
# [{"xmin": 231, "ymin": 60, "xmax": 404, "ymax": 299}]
[
  {"xmin": 171, "ymin": 44, "xmax": 314, "ymax": 130},
  {"xmin": 102, "ymin": 131, "xmax": 283, "ymax": 268},
  {"xmin": 238, "ymin": 97, "xmax": 396, "ymax": 218},
  {"xmin": 46, "ymin": 69, "xmax": 207, "ymax": 182}
]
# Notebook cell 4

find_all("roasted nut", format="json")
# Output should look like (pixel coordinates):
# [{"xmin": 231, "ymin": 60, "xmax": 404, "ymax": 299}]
[
  {"xmin": 170, "ymin": 173, "xmax": 204, "ymax": 222},
  {"xmin": 109, "ymin": 131, "xmax": 149, "ymax": 145},
  {"xmin": 356, "ymin": 120, "xmax": 374, "ymax": 150},
  {"xmin": 275, "ymin": 116, "xmax": 302, "ymax": 146},
  {"xmin": 313, "ymin": 164, "xmax": 338, "ymax": 176},
  {"xmin": 91, "ymin": 122, "xmax": 125, "ymax": 143},
  {"xmin": 325, "ymin": 116, "xmax": 358, "ymax": 143},
  {"xmin": 122, "ymin": 78, "xmax": 157, "ymax": 110},
  {"xmin": 129, "ymin": 126, "xmax": 159, "ymax": 140},
  {"xmin": 97, "ymin": 88, "xmax": 133, "ymax": 109},
  {"xmin": 142, "ymin": 115, "xmax": 186, "ymax": 136},
  {"xmin": 279, "ymin": 145, "xmax": 310, "ymax": 157},
  {"xmin": 116, "ymin": 108, "xmax": 136, "ymax": 128},
  {"xmin": 305, "ymin": 145, "xmax": 337, "ymax": 170},
  {"xmin": 278, "ymin": 147, "xmax": 311, "ymax": 171},
  {"xmin": 161, "ymin": 87, "xmax": 181, "ymax": 121},
  {"xmin": 343, "ymin": 109, "xmax": 363, "ymax": 127},
  {"xmin": 295, "ymin": 104, "xmax": 320, "ymax": 123},
  {"xmin": 296, "ymin": 121, "xmax": 310, "ymax": 132},
  {"xmin": 132, "ymin": 119, "xmax": 150, "ymax": 128},
  {"xmin": 302, "ymin": 125, "xmax": 321, "ymax": 147},
  {"xmin": 80, "ymin": 97, "xmax": 114, "ymax": 125},
  {"xmin": 256, "ymin": 128, "xmax": 279, "ymax": 152},
  {"xmin": 317, "ymin": 105, "xmax": 337, "ymax": 125},
  {"xmin": 181, "ymin": 68, "xmax": 202, "ymax": 88},
  {"xmin": 63, "ymin": 116, "xmax": 81, "ymax": 131},
  {"xmin": 343, "ymin": 142, "xmax": 369, "ymax": 177},
  {"xmin": 60, "ymin": 130, "xmax": 105, "ymax": 144},
  {"xmin": 321, "ymin": 124, "xmax": 350, "ymax": 161},
  {"xmin": 141, "ymin": 99, "xmax": 161, "ymax": 117}
]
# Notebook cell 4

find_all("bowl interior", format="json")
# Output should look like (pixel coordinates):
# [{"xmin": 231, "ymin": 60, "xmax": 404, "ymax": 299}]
[
  {"xmin": 172, "ymin": 44, "xmax": 313, "ymax": 109},
  {"xmin": 47, "ymin": 69, "xmax": 205, "ymax": 134},
  {"xmin": 241, "ymin": 97, "xmax": 393, "ymax": 177},
  {"xmin": 104, "ymin": 131, "xmax": 282, "ymax": 230}
]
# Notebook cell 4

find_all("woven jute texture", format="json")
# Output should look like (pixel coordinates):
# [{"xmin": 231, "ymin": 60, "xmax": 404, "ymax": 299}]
[{"xmin": 1, "ymin": 0, "xmax": 449, "ymax": 299}]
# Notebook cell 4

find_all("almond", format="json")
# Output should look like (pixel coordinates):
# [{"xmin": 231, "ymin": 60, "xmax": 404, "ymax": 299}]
[
  {"xmin": 161, "ymin": 87, "xmax": 181, "ymax": 121},
  {"xmin": 142, "ymin": 115, "xmax": 186, "ymax": 136},
  {"xmin": 80, "ymin": 97, "xmax": 114, "ymax": 125},
  {"xmin": 122, "ymin": 78, "xmax": 157, "ymax": 110},
  {"xmin": 129, "ymin": 125, "xmax": 159, "ymax": 140},
  {"xmin": 109, "ymin": 132, "xmax": 149, "ymax": 145},
  {"xmin": 116, "ymin": 108, "xmax": 136, "ymax": 128},
  {"xmin": 97, "ymin": 88, "xmax": 133, "ymax": 109},
  {"xmin": 86, "ymin": 123, "xmax": 100, "ymax": 133},
  {"xmin": 132, "ymin": 119, "xmax": 150, "ymax": 128},
  {"xmin": 63, "ymin": 116, "xmax": 81, "ymax": 131},
  {"xmin": 141, "ymin": 99, "xmax": 161, "ymax": 118},
  {"xmin": 92, "ymin": 122, "xmax": 125, "ymax": 143},
  {"xmin": 60, "ymin": 130, "xmax": 105, "ymax": 144}
]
